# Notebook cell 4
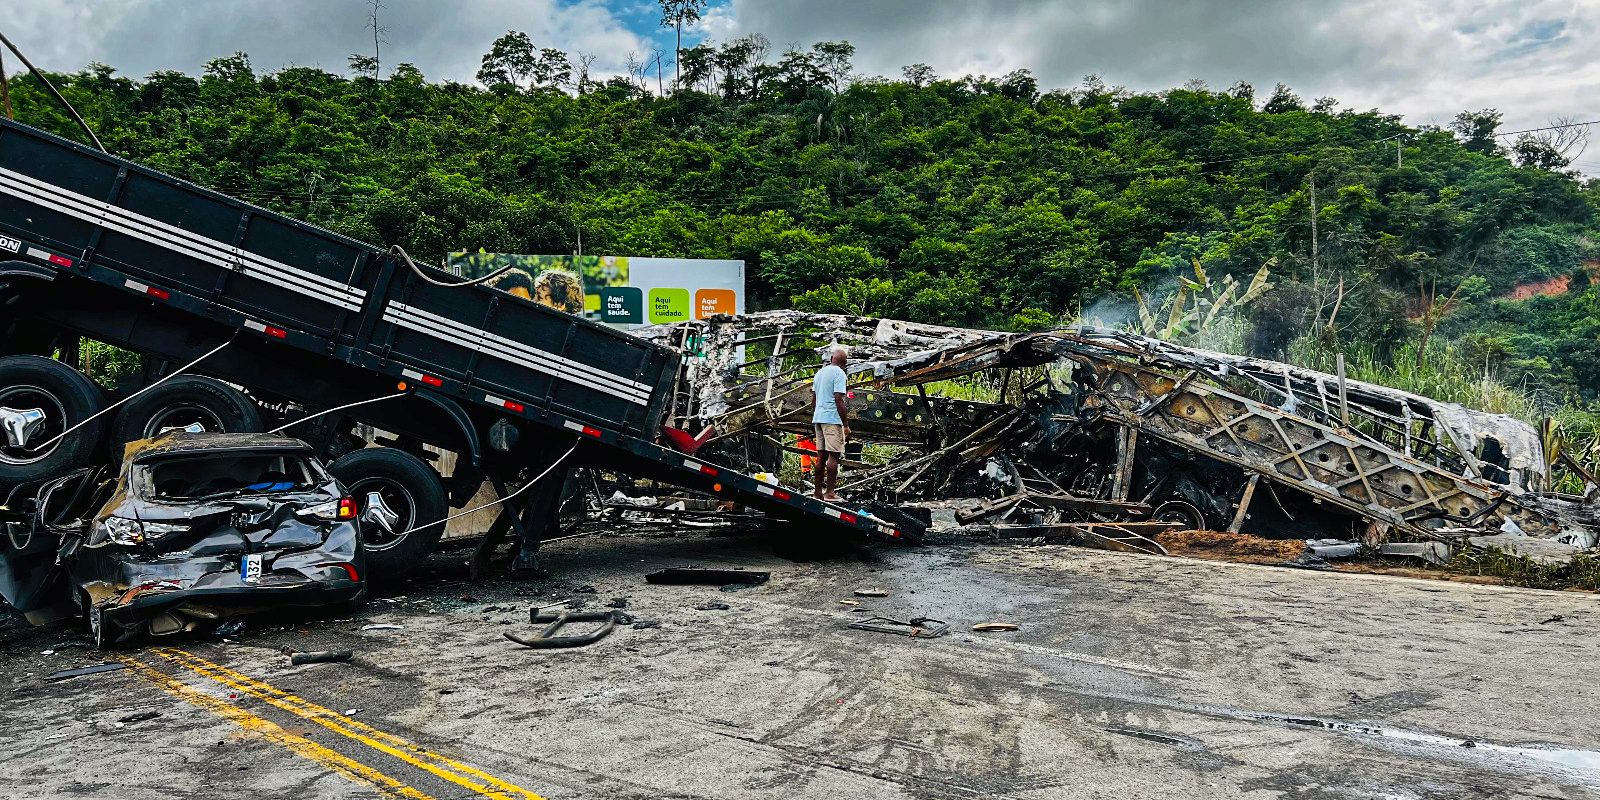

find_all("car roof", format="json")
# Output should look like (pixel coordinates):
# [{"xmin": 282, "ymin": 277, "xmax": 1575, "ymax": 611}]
[{"xmin": 124, "ymin": 432, "xmax": 314, "ymax": 463}]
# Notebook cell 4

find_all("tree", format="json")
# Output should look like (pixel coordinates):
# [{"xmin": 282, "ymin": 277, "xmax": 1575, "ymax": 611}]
[
  {"xmin": 532, "ymin": 48, "xmax": 572, "ymax": 90},
  {"xmin": 811, "ymin": 41, "xmax": 855, "ymax": 92},
  {"xmin": 658, "ymin": 0, "xmax": 707, "ymax": 91},
  {"xmin": 1261, "ymin": 83, "xmax": 1303, "ymax": 113},
  {"xmin": 477, "ymin": 31, "xmax": 537, "ymax": 90},
  {"xmin": 901, "ymin": 63, "xmax": 935, "ymax": 88},
  {"xmin": 347, "ymin": 54, "xmax": 379, "ymax": 79},
  {"xmin": 1512, "ymin": 117, "xmax": 1588, "ymax": 171},
  {"xmin": 1451, "ymin": 109, "xmax": 1503, "ymax": 155},
  {"xmin": 362, "ymin": 0, "xmax": 387, "ymax": 77}
]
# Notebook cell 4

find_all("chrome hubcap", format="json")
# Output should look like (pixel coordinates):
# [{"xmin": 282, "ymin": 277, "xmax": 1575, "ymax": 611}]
[
  {"xmin": 363, "ymin": 490, "xmax": 401, "ymax": 533},
  {"xmin": 0, "ymin": 406, "xmax": 46, "ymax": 448}
]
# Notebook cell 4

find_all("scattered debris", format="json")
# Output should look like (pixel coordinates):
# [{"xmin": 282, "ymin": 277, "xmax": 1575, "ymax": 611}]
[
  {"xmin": 1540, "ymin": 615, "xmax": 1564, "ymax": 625},
  {"xmin": 504, "ymin": 610, "xmax": 619, "ymax": 649},
  {"xmin": 694, "ymin": 601, "xmax": 731, "ymax": 611},
  {"xmin": 214, "ymin": 619, "xmax": 247, "ymax": 638},
  {"xmin": 853, "ymin": 588, "xmax": 889, "ymax": 597},
  {"xmin": 283, "ymin": 648, "xmax": 354, "ymax": 665},
  {"xmin": 116, "ymin": 710, "xmax": 162, "ymax": 724},
  {"xmin": 575, "ymin": 585, "xmax": 598, "ymax": 594},
  {"xmin": 645, "ymin": 568, "xmax": 770, "ymax": 586},
  {"xmin": 839, "ymin": 599, "xmax": 861, "ymax": 606},
  {"xmin": 605, "ymin": 597, "xmax": 628, "ymax": 609},
  {"xmin": 848, "ymin": 616, "xmax": 950, "ymax": 638},
  {"xmin": 972, "ymin": 622, "xmax": 1020, "ymax": 632},
  {"xmin": 1155, "ymin": 530, "xmax": 1308, "ymax": 564},
  {"xmin": 360, "ymin": 623, "xmax": 403, "ymax": 631},
  {"xmin": 632, "ymin": 620, "xmax": 662, "ymax": 630},
  {"xmin": 45, "ymin": 663, "xmax": 125, "ymax": 682}
]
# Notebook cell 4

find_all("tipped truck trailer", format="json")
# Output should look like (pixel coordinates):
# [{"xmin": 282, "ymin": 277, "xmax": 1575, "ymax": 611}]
[{"xmin": 0, "ymin": 118, "xmax": 920, "ymax": 609}]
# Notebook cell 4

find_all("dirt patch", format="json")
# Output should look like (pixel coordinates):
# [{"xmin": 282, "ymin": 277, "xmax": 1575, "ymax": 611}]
[
  {"xmin": 1155, "ymin": 530, "xmax": 1307, "ymax": 564},
  {"xmin": 1504, "ymin": 274, "xmax": 1571, "ymax": 300}
]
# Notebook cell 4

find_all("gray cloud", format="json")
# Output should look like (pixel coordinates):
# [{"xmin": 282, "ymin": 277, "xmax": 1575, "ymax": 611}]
[
  {"xmin": 720, "ymin": 0, "xmax": 1600, "ymax": 133},
  {"xmin": 6, "ymin": 0, "xmax": 1597, "ymax": 137},
  {"xmin": 8, "ymin": 0, "xmax": 653, "ymax": 84}
]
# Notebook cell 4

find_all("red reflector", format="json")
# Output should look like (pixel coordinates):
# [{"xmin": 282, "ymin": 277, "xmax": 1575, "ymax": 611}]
[
  {"xmin": 773, "ymin": 490, "xmax": 791, "ymax": 501},
  {"xmin": 146, "ymin": 286, "xmax": 170, "ymax": 300},
  {"xmin": 698, "ymin": 464, "xmax": 719, "ymax": 476},
  {"xmin": 318, "ymin": 561, "xmax": 360, "ymax": 582},
  {"xmin": 840, "ymin": 512, "xmax": 858, "ymax": 524},
  {"xmin": 420, "ymin": 374, "xmax": 443, "ymax": 387},
  {"xmin": 581, "ymin": 426, "xmax": 602, "ymax": 438},
  {"xmin": 265, "ymin": 326, "xmax": 287, "ymax": 339},
  {"xmin": 47, "ymin": 254, "xmax": 73, "ymax": 267},
  {"xmin": 337, "ymin": 497, "xmax": 358, "ymax": 520},
  {"xmin": 889, "ymin": 529, "xmax": 902, "ymax": 538},
  {"xmin": 504, "ymin": 400, "xmax": 525, "ymax": 413}
]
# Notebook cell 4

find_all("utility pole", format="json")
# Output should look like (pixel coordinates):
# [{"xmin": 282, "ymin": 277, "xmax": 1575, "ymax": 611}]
[{"xmin": 1397, "ymin": 134, "xmax": 1403, "ymax": 168}]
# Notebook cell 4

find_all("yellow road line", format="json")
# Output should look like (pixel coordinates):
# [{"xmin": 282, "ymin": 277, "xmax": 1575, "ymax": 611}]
[
  {"xmin": 155, "ymin": 648, "xmax": 546, "ymax": 800},
  {"xmin": 115, "ymin": 655, "xmax": 435, "ymax": 800}
]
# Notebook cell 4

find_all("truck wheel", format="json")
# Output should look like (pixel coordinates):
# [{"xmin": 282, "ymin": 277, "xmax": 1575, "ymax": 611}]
[
  {"xmin": 0, "ymin": 355, "xmax": 106, "ymax": 488},
  {"xmin": 329, "ymin": 448, "xmax": 447, "ymax": 583},
  {"xmin": 110, "ymin": 376, "xmax": 262, "ymax": 452}
]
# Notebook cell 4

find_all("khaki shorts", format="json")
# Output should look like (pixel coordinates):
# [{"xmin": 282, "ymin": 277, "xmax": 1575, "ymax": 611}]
[{"xmin": 813, "ymin": 423, "xmax": 846, "ymax": 454}]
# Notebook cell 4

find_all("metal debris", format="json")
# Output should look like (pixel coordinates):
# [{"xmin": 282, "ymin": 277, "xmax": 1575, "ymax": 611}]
[
  {"xmin": 847, "ymin": 616, "xmax": 949, "ymax": 638},
  {"xmin": 44, "ymin": 662, "xmax": 125, "ymax": 681},
  {"xmin": 645, "ymin": 568, "xmax": 770, "ymax": 586}
]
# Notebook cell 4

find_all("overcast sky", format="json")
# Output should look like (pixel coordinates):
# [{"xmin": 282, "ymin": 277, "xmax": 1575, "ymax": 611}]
[{"xmin": 7, "ymin": 0, "xmax": 1598, "ymax": 160}]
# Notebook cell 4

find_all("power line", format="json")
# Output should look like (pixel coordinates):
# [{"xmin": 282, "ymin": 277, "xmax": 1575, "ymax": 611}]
[{"xmin": 1493, "ymin": 119, "xmax": 1600, "ymax": 138}]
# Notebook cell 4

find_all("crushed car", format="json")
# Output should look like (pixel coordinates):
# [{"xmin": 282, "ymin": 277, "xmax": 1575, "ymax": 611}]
[{"xmin": 0, "ymin": 432, "xmax": 364, "ymax": 647}]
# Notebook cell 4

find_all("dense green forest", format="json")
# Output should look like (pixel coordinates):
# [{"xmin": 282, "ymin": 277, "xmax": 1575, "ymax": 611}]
[{"xmin": 3, "ymin": 36, "xmax": 1598, "ymax": 421}]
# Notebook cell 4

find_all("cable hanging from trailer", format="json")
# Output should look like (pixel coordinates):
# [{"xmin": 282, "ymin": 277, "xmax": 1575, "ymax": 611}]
[{"xmin": 0, "ymin": 28, "xmax": 106, "ymax": 153}]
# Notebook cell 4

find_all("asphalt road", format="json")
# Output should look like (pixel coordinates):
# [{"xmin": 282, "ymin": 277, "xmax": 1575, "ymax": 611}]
[{"xmin": 3, "ymin": 530, "xmax": 1599, "ymax": 799}]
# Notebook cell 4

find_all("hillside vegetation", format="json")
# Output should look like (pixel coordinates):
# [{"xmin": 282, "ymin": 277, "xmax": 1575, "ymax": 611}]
[{"xmin": 4, "ymin": 39, "xmax": 1598, "ymax": 417}]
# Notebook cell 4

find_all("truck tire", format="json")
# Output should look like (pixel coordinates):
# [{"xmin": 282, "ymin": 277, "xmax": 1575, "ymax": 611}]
[
  {"xmin": 329, "ymin": 448, "xmax": 447, "ymax": 583},
  {"xmin": 110, "ymin": 376, "xmax": 263, "ymax": 453},
  {"xmin": 0, "ymin": 355, "xmax": 107, "ymax": 488}
]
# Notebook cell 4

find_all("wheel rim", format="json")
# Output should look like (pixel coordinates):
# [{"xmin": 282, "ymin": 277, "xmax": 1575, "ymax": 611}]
[
  {"xmin": 143, "ymin": 402, "xmax": 226, "ymax": 438},
  {"xmin": 350, "ymin": 478, "xmax": 417, "ymax": 552},
  {"xmin": 1153, "ymin": 500, "xmax": 1207, "ymax": 531},
  {"xmin": 0, "ymin": 385, "xmax": 68, "ymax": 466}
]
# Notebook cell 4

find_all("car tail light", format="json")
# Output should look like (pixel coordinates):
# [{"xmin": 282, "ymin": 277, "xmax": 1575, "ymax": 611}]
[{"xmin": 338, "ymin": 497, "xmax": 358, "ymax": 520}]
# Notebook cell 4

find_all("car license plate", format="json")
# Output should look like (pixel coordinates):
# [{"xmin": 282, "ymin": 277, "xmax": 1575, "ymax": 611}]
[{"xmin": 241, "ymin": 553, "xmax": 263, "ymax": 584}]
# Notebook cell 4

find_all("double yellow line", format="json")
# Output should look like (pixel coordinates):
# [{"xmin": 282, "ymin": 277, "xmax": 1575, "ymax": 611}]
[{"xmin": 117, "ymin": 648, "xmax": 546, "ymax": 800}]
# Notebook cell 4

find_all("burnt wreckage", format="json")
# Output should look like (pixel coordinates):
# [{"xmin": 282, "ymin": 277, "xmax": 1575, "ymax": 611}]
[{"xmin": 639, "ymin": 311, "xmax": 1599, "ymax": 560}]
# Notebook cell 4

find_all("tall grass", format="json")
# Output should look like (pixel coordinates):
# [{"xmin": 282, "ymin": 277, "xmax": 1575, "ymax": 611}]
[{"xmin": 1288, "ymin": 336, "xmax": 1537, "ymax": 419}]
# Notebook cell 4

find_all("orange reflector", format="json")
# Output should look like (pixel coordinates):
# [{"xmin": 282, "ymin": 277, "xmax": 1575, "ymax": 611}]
[{"xmin": 712, "ymin": 483, "xmax": 722, "ymax": 492}]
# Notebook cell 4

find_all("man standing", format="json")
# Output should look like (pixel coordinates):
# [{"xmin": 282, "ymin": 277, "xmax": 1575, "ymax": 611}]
[{"xmin": 811, "ymin": 348, "xmax": 850, "ymax": 501}]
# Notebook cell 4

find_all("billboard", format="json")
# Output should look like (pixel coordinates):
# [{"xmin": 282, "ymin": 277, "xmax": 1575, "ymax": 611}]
[{"xmin": 446, "ymin": 252, "xmax": 744, "ymax": 330}]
